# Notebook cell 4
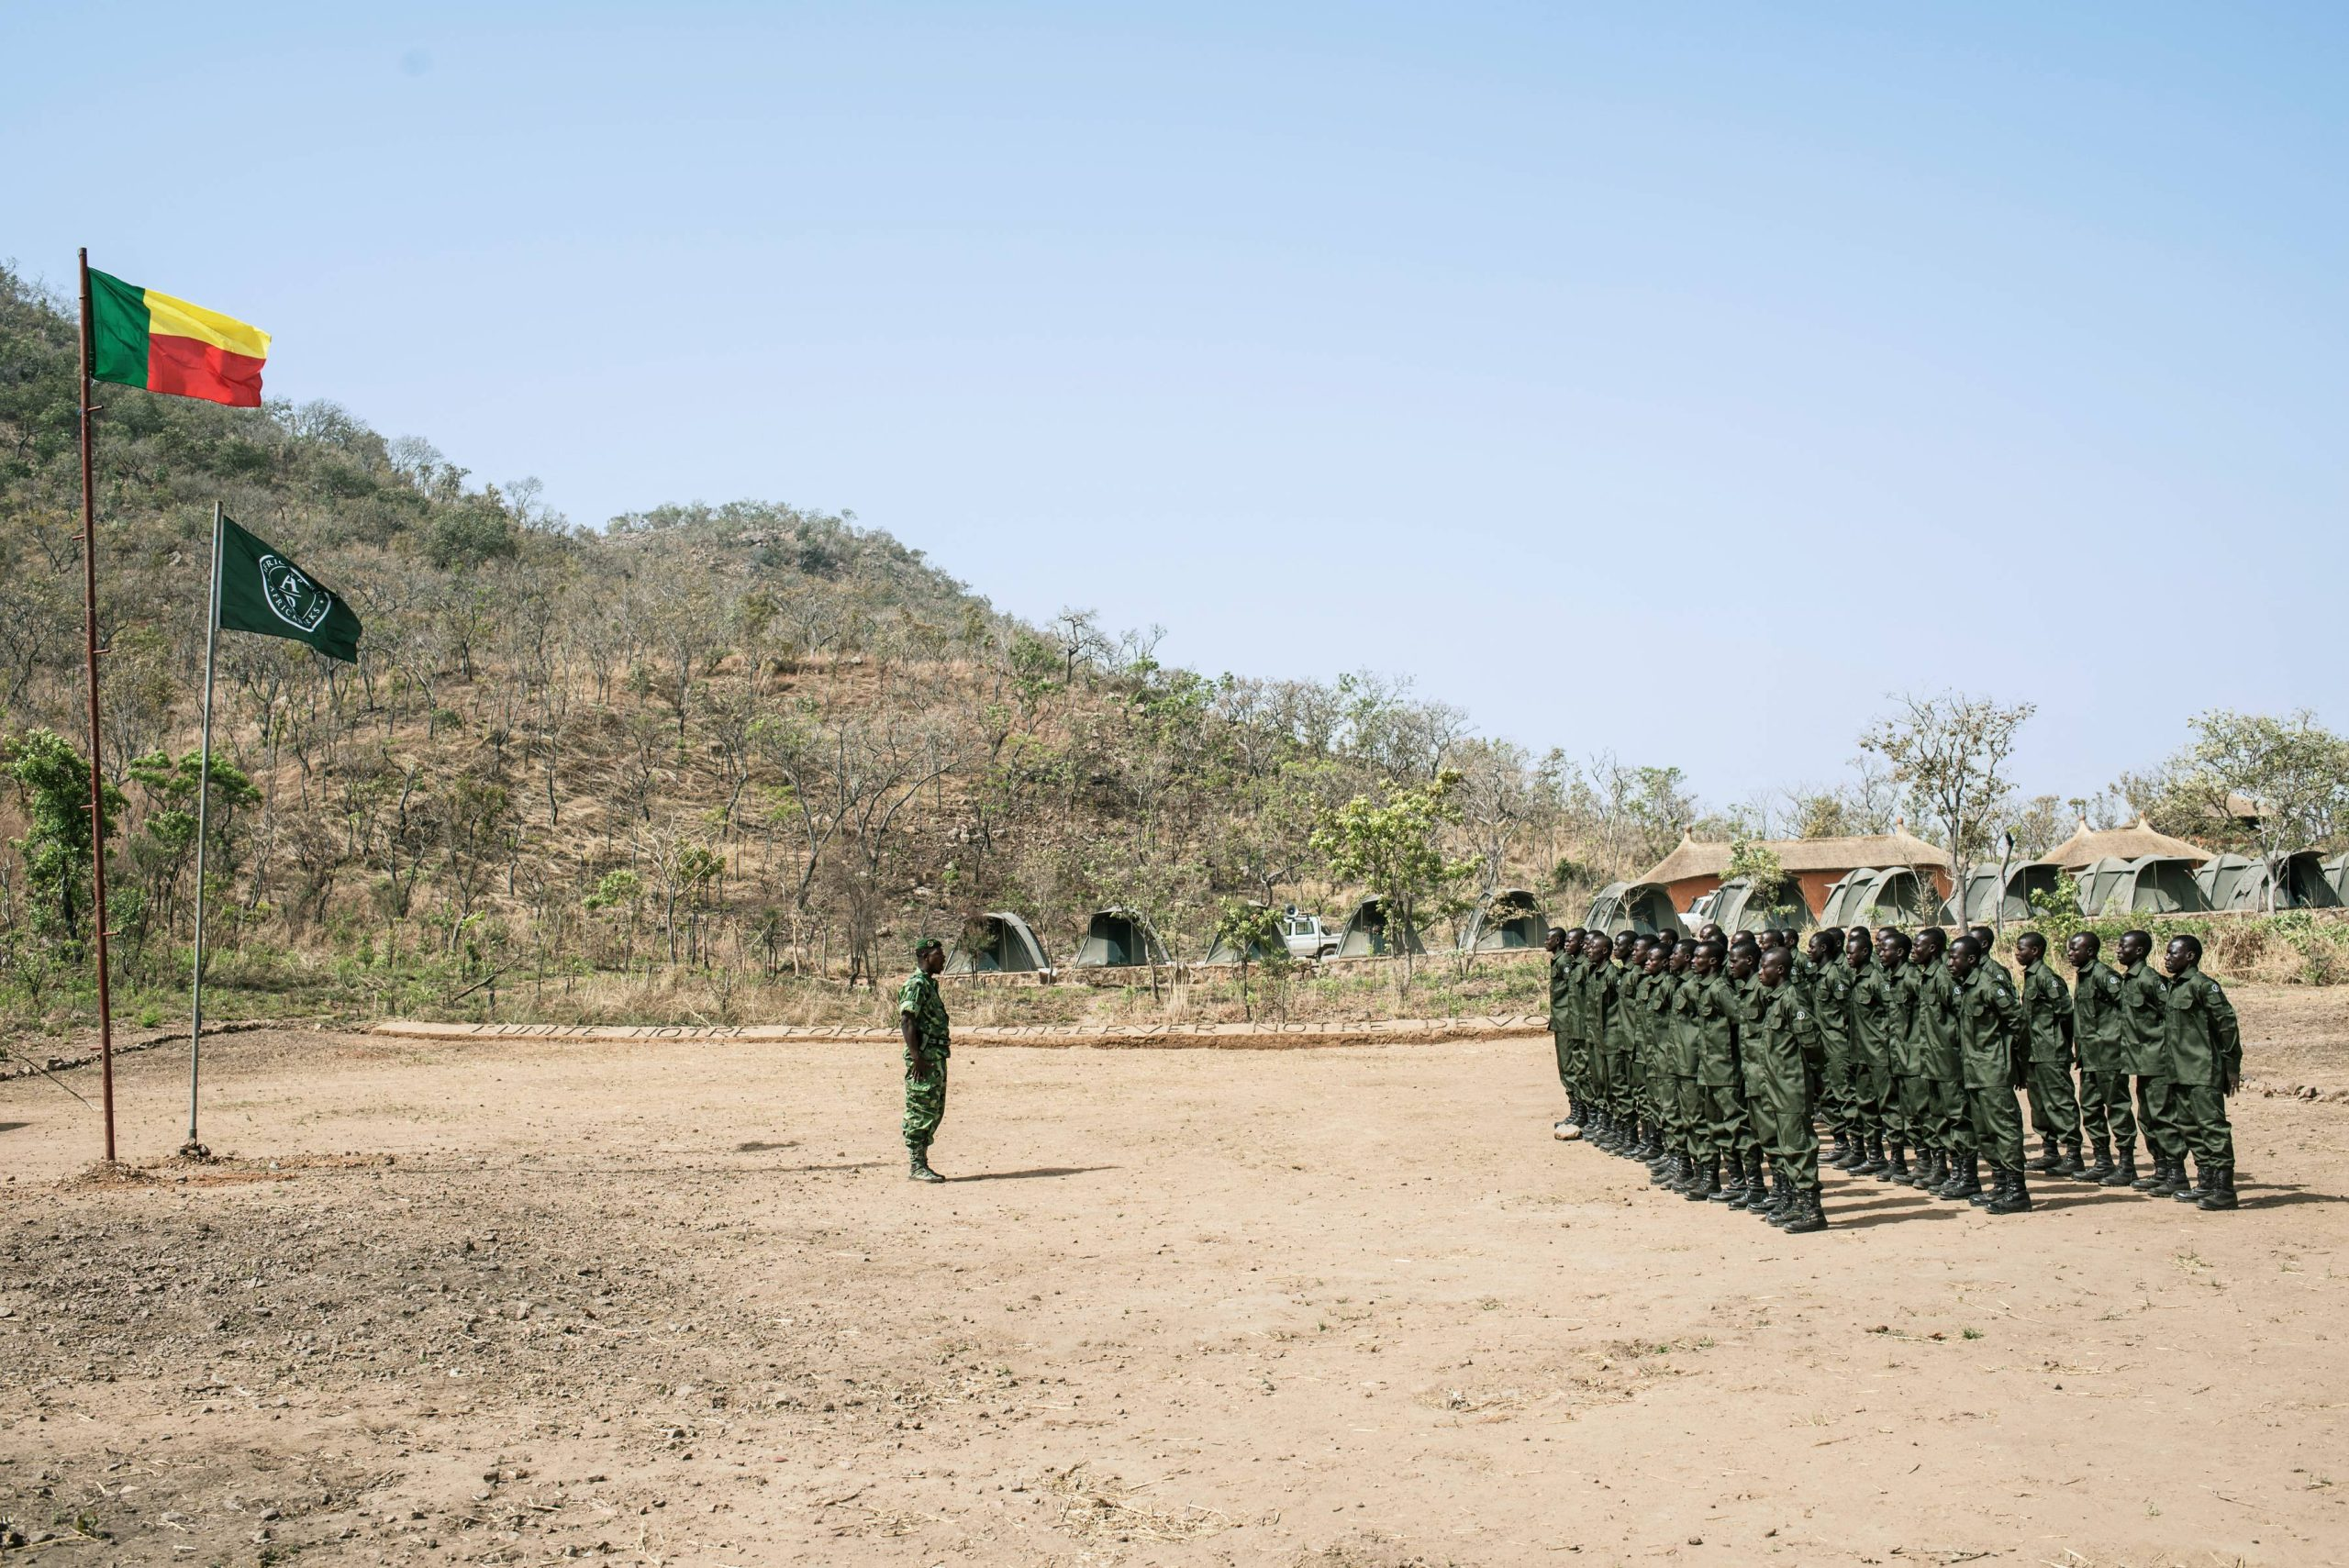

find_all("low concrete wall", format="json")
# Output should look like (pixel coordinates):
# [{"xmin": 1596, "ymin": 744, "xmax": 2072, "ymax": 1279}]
[{"xmin": 372, "ymin": 1015, "xmax": 1550, "ymax": 1051}]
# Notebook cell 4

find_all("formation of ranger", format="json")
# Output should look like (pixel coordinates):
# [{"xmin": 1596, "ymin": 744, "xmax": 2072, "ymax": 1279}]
[{"xmin": 1543, "ymin": 917, "xmax": 2243, "ymax": 1230}]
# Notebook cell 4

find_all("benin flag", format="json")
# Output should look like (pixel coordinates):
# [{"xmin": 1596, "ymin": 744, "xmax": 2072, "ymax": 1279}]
[{"xmin": 88, "ymin": 270, "xmax": 271, "ymax": 407}]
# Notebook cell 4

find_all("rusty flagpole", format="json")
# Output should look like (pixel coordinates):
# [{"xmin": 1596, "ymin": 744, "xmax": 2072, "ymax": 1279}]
[{"xmin": 75, "ymin": 247, "xmax": 118, "ymax": 1163}]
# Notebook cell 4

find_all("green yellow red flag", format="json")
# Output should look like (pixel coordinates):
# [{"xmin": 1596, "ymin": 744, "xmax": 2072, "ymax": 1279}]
[{"xmin": 88, "ymin": 270, "xmax": 271, "ymax": 407}]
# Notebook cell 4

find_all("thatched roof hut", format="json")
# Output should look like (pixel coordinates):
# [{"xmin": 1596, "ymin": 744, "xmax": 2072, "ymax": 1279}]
[{"xmin": 2041, "ymin": 817, "xmax": 2213, "ymax": 872}]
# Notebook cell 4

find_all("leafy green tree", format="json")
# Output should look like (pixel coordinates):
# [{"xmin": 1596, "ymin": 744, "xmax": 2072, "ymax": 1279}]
[
  {"xmin": 2174, "ymin": 709, "xmax": 2349, "ymax": 910},
  {"xmin": 3, "ymin": 728, "xmax": 122, "ymax": 943},
  {"xmin": 124, "ymin": 748, "xmax": 262, "ymax": 949},
  {"xmin": 1310, "ymin": 770, "xmax": 1476, "ymax": 984},
  {"xmin": 1209, "ymin": 897, "xmax": 1288, "ymax": 1018}
]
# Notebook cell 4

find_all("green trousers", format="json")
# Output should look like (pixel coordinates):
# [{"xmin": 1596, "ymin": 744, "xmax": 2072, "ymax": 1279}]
[
  {"xmin": 2136, "ymin": 1074, "xmax": 2188, "ymax": 1162},
  {"xmin": 1551, "ymin": 1028, "xmax": 1575, "ymax": 1103},
  {"xmin": 903, "ymin": 1051, "xmax": 948, "ymax": 1151},
  {"xmin": 1758, "ymin": 1072, "xmax": 1820, "ymax": 1191},
  {"xmin": 1882, "ymin": 1071, "xmax": 1921, "ymax": 1147},
  {"xmin": 2173, "ymin": 1083, "xmax": 2236, "ymax": 1164},
  {"xmin": 1673, "ymin": 1074, "xmax": 1703, "ymax": 1155},
  {"xmin": 1965, "ymin": 1084, "xmax": 2025, "ymax": 1170},
  {"xmin": 2026, "ymin": 1060, "xmax": 2082, "ymax": 1144},
  {"xmin": 1603, "ymin": 1051, "xmax": 1634, "ymax": 1121},
  {"xmin": 1847, "ymin": 1056, "xmax": 1887, "ymax": 1140},
  {"xmin": 2078, "ymin": 1068, "xmax": 2136, "ymax": 1147},
  {"xmin": 1928, "ymin": 1075, "xmax": 1971, "ymax": 1155},
  {"xmin": 1696, "ymin": 1083, "xmax": 1749, "ymax": 1158}
]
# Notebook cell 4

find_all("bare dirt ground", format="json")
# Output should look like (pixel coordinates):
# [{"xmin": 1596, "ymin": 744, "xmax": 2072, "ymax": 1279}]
[{"xmin": 4, "ymin": 987, "xmax": 2346, "ymax": 1567}]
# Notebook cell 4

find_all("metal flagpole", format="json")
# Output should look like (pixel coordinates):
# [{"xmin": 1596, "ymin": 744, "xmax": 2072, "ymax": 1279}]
[
  {"xmin": 75, "ymin": 247, "xmax": 118, "ymax": 1164},
  {"xmin": 185, "ymin": 503, "xmax": 224, "ymax": 1153}
]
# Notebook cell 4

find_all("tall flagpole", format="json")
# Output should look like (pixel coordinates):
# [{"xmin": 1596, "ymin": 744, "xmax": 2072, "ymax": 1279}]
[
  {"xmin": 76, "ymin": 248, "xmax": 117, "ymax": 1164},
  {"xmin": 185, "ymin": 503, "xmax": 224, "ymax": 1153}
]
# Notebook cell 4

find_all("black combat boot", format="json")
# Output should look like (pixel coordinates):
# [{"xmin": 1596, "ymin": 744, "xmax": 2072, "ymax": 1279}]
[
  {"xmin": 1853, "ymin": 1133, "xmax": 1887, "ymax": 1176},
  {"xmin": 2084, "ymin": 1137, "xmax": 2115, "ymax": 1182},
  {"xmin": 1684, "ymin": 1155, "xmax": 1720, "ymax": 1200},
  {"xmin": 2197, "ymin": 1164, "xmax": 2237, "ymax": 1211},
  {"xmin": 2147, "ymin": 1157, "xmax": 2187, "ymax": 1197},
  {"xmin": 908, "ymin": 1147, "xmax": 946, "ymax": 1184},
  {"xmin": 1723, "ymin": 1150, "xmax": 1757, "ymax": 1207},
  {"xmin": 1968, "ymin": 1163, "xmax": 1999, "ymax": 1207},
  {"xmin": 1879, "ymin": 1143, "xmax": 1909, "ymax": 1184},
  {"xmin": 1781, "ymin": 1186, "xmax": 1827, "ymax": 1234},
  {"xmin": 2174, "ymin": 1160, "xmax": 2212, "ymax": 1204},
  {"xmin": 2030, "ymin": 1135, "xmax": 2062, "ymax": 1174},
  {"xmin": 1942, "ymin": 1154, "xmax": 1984, "ymax": 1202},
  {"xmin": 1750, "ymin": 1166, "xmax": 1778, "ymax": 1220},
  {"xmin": 2101, "ymin": 1143, "xmax": 2137, "ymax": 1186},
  {"xmin": 2057, "ymin": 1139, "xmax": 2086, "ymax": 1177},
  {"xmin": 1649, "ymin": 1150, "xmax": 1677, "ymax": 1186},
  {"xmin": 2132, "ymin": 1153, "xmax": 2169, "ymax": 1192},
  {"xmin": 1827, "ymin": 1131, "xmax": 1855, "ymax": 1169},
  {"xmin": 1913, "ymin": 1147, "xmax": 1941, "ymax": 1192},
  {"xmin": 1987, "ymin": 1166, "xmax": 2033, "ymax": 1214}
]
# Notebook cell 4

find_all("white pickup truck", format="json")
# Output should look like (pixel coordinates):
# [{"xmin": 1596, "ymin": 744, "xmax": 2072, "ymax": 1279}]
[{"xmin": 1279, "ymin": 909, "xmax": 1341, "ymax": 960}]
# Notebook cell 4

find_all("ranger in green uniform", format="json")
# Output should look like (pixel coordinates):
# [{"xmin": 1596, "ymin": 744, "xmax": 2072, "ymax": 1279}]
[
  {"xmin": 2066, "ymin": 931, "xmax": 2135, "ymax": 1184},
  {"xmin": 1687, "ymin": 941, "xmax": 1756, "ymax": 1207},
  {"xmin": 1875, "ymin": 929, "xmax": 1922, "ymax": 1184},
  {"xmin": 2161, "ymin": 934, "xmax": 2242, "ymax": 1211},
  {"xmin": 2116, "ymin": 930, "xmax": 2188, "ymax": 1196},
  {"xmin": 1836, "ymin": 928, "xmax": 1889, "ymax": 1174},
  {"xmin": 1809, "ymin": 929, "xmax": 1858, "ymax": 1167},
  {"xmin": 1913, "ymin": 928, "xmax": 1976, "ymax": 1199},
  {"xmin": 1949, "ymin": 935, "xmax": 2031, "ymax": 1213},
  {"xmin": 1560, "ymin": 927, "xmax": 1594, "ymax": 1140},
  {"xmin": 1583, "ymin": 932, "xmax": 1630, "ymax": 1153},
  {"xmin": 1970, "ymin": 926, "xmax": 2015, "ymax": 989},
  {"xmin": 1664, "ymin": 941, "xmax": 1713, "ymax": 1197},
  {"xmin": 1728, "ymin": 940, "xmax": 1780, "ymax": 1207},
  {"xmin": 2013, "ymin": 932, "xmax": 2084, "ymax": 1176},
  {"xmin": 1545, "ymin": 927, "xmax": 1581, "ymax": 1140},
  {"xmin": 1637, "ymin": 944, "xmax": 1682, "ymax": 1183},
  {"xmin": 898, "ymin": 938, "xmax": 953, "ymax": 1182},
  {"xmin": 1750, "ymin": 948, "xmax": 1829, "ymax": 1232}
]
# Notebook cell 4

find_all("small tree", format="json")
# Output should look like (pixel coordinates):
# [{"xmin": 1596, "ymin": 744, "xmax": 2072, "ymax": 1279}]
[
  {"xmin": 3, "ymin": 728, "xmax": 123, "ymax": 945},
  {"xmin": 1209, "ymin": 897, "xmax": 1288, "ymax": 1019},
  {"xmin": 1858, "ymin": 692, "xmax": 2035, "ymax": 879},
  {"xmin": 2174, "ymin": 709, "xmax": 2349, "ymax": 913},
  {"xmin": 1310, "ymin": 770, "xmax": 1476, "ymax": 985},
  {"xmin": 1725, "ymin": 838, "xmax": 1798, "ymax": 925}
]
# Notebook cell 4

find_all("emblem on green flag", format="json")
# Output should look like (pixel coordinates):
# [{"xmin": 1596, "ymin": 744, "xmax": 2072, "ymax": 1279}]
[{"xmin": 217, "ymin": 514, "xmax": 362, "ymax": 662}]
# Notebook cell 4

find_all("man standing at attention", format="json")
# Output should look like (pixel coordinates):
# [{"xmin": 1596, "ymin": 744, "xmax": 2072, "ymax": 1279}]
[
  {"xmin": 2161, "ymin": 933, "xmax": 2242, "ymax": 1211},
  {"xmin": 2116, "ymin": 930, "xmax": 2188, "ymax": 1196},
  {"xmin": 2014, "ymin": 932, "xmax": 2084, "ymax": 1178},
  {"xmin": 2067, "ymin": 932, "xmax": 2136, "ymax": 1185},
  {"xmin": 900, "ymin": 937, "xmax": 952, "ymax": 1182},
  {"xmin": 1546, "ymin": 927, "xmax": 1581, "ymax": 1140}
]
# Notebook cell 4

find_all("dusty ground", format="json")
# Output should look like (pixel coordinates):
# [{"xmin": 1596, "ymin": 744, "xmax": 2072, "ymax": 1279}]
[{"xmin": 3, "ymin": 988, "xmax": 2346, "ymax": 1567}]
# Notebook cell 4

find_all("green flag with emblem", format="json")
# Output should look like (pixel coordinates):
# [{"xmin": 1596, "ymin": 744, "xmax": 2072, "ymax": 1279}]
[{"xmin": 215, "ymin": 514, "xmax": 362, "ymax": 662}]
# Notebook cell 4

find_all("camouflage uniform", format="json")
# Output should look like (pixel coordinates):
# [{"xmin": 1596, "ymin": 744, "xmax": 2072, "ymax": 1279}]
[
  {"xmin": 898, "ymin": 967, "xmax": 952, "ymax": 1153},
  {"xmin": 2071, "ymin": 957, "xmax": 2135, "ymax": 1155},
  {"xmin": 2162, "ymin": 962, "xmax": 2241, "ymax": 1181},
  {"xmin": 2018, "ymin": 957, "xmax": 2082, "ymax": 1165}
]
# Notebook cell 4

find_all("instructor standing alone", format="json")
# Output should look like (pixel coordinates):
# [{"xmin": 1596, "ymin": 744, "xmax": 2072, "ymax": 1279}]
[{"xmin": 900, "ymin": 938, "xmax": 952, "ymax": 1182}]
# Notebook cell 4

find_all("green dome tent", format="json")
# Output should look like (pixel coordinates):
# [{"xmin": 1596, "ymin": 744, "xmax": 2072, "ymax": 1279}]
[
  {"xmin": 1460, "ymin": 889, "xmax": 1550, "ymax": 951},
  {"xmin": 2075, "ymin": 856, "xmax": 2210, "ymax": 917},
  {"xmin": 1845, "ymin": 866, "xmax": 1940, "ymax": 927},
  {"xmin": 1705, "ymin": 876, "xmax": 1814, "ymax": 936},
  {"xmin": 1201, "ymin": 910, "xmax": 1281, "ymax": 966},
  {"xmin": 2328, "ymin": 853, "xmax": 2349, "ymax": 906},
  {"xmin": 1939, "ymin": 862, "xmax": 2062, "ymax": 926},
  {"xmin": 1072, "ymin": 906, "xmax": 1173, "ymax": 967},
  {"xmin": 1335, "ymin": 895, "xmax": 1424, "ymax": 957},
  {"xmin": 2194, "ymin": 851, "xmax": 2341, "ymax": 911},
  {"xmin": 1583, "ymin": 882, "xmax": 1684, "ymax": 939},
  {"xmin": 944, "ymin": 911, "xmax": 1052, "ymax": 975}
]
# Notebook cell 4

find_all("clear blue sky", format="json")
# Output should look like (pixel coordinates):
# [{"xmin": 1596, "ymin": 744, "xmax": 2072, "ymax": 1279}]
[{"xmin": 7, "ymin": 3, "xmax": 2344, "ymax": 815}]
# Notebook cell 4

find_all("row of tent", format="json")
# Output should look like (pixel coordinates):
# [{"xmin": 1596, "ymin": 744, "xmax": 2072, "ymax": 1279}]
[
  {"xmin": 1947, "ymin": 851, "xmax": 2349, "ymax": 920},
  {"xmin": 943, "ymin": 890, "xmax": 1554, "ymax": 975},
  {"xmin": 1579, "ymin": 851, "xmax": 2349, "ymax": 943}
]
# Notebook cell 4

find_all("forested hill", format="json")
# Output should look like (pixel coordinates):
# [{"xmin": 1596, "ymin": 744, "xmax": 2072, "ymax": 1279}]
[{"xmin": 5, "ymin": 260, "xmax": 1639, "ymax": 1017}]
